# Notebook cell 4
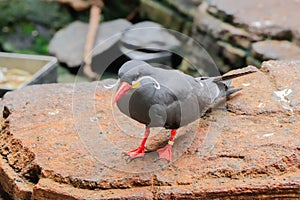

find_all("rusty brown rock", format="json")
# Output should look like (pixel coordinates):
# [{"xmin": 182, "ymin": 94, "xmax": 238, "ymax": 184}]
[
  {"xmin": 261, "ymin": 60, "xmax": 300, "ymax": 112},
  {"xmin": 0, "ymin": 60, "xmax": 300, "ymax": 199},
  {"xmin": 226, "ymin": 66, "xmax": 286, "ymax": 115},
  {"xmin": 32, "ymin": 178, "xmax": 153, "ymax": 200},
  {"xmin": 0, "ymin": 155, "xmax": 32, "ymax": 199}
]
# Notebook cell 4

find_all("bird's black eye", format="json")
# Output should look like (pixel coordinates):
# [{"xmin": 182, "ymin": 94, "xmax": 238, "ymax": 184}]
[
  {"xmin": 133, "ymin": 72, "xmax": 140, "ymax": 81},
  {"xmin": 133, "ymin": 76, "xmax": 138, "ymax": 81}
]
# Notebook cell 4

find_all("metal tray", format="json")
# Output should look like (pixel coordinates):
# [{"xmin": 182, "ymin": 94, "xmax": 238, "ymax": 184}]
[{"xmin": 0, "ymin": 52, "xmax": 57, "ymax": 97}]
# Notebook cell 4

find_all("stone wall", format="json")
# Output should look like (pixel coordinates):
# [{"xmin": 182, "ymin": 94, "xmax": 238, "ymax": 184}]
[
  {"xmin": 134, "ymin": 0, "xmax": 300, "ymax": 73},
  {"xmin": 193, "ymin": 0, "xmax": 300, "ymax": 73},
  {"xmin": 139, "ymin": 0, "xmax": 200, "ymax": 34}
]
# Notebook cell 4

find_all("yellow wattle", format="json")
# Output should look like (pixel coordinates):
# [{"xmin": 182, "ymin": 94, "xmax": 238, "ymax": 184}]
[{"xmin": 132, "ymin": 82, "xmax": 140, "ymax": 89}]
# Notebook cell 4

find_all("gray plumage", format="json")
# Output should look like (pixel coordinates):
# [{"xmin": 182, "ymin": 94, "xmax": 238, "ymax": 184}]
[{"xmin": 117, "ymin": 60, "xmax": 255, "ymax": 129}]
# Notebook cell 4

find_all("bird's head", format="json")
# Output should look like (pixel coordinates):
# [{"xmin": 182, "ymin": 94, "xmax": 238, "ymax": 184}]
[{"xmin": 113, "ymin": 60, "xmax": 159, "ymax": 104}]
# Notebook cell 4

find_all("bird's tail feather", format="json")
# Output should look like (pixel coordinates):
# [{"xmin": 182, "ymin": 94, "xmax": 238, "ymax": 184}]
[
  {"xmin": 213, "ymin": 67, "xmax": 257, "ymax": 82},
  {"xmin": 217, "ymin": 67, "xmax": 257, "ymax": 97},
  {"xmin": 195, "ymin": 66, "xmax": 257, "ymax": 98},
  {"xmin": 196, "ymin": 67, "xmax": 257, "ymax": 82}
]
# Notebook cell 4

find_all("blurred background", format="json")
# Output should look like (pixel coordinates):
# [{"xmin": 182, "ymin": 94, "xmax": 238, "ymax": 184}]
[{"xmin": 0, "ymin": 0, "xmax": 299, "ymax": 92}]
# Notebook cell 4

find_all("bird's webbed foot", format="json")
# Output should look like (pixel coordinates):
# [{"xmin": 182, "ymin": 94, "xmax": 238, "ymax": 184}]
[
  {"xmin": 156, "ymin": 144, "xmax": 173, "ymax": 162},
  {"xmin": 124, "ymin": 145, "xmax": 146, "ymax": 160}
]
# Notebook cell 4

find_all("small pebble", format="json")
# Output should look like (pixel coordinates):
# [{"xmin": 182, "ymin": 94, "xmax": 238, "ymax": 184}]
[{"xmin": 289, "ymin": 116, "xmax": 296, "ymax": 123}]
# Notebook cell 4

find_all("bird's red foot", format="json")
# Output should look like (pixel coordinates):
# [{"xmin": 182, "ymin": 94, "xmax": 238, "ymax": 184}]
[
  {"xmin": 156, "ymin": 144, "xmax": 172, "ymax": 161},
  {"xmin": 124, "ymin": 145, "xmax": 145, "ymax": 159}
]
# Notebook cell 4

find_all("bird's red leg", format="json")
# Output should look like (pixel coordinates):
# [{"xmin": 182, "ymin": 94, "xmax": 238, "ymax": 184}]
[
  {"xmin": 125, "ymin": 128, "xmax": 150, "ymax": 159},
  {"xmin": 156, "ymin": 129, "xmax": 177, "ymax": 161}
]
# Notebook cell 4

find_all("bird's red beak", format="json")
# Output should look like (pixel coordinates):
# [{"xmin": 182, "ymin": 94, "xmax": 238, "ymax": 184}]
[{"xmin": 113, "ymin": 82, "xmax": 132, "ymax": 104}]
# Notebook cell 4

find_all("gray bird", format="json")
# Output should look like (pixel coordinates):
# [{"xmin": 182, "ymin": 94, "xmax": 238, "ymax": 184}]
[{"xmin": 113, "ymin": 60, "xmax": 256, "ymax": 161}]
